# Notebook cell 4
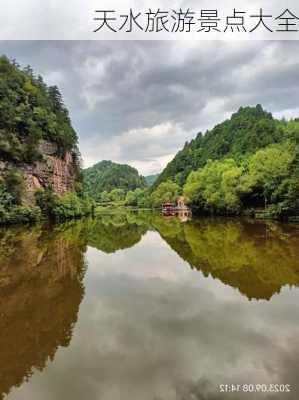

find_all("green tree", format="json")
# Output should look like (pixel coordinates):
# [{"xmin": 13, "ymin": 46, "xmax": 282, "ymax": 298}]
[
  {"xmin": 184, "ymin": 159, "xmax": 243, "ymax": 213},
  {"xmin": 0, "ymin": 55, "xmax": 78, "ymax": 160},
  {"xmin": 125, "ymin": 188, "xmax": 151, "ymax": 208},
  {"xmin": 151, "ymin": 180, "xmax": 180, "ymax": 208},
  {"xmin": 4, "ymin": 169, "xmax": 24, "ymax": 205},
  {"xmin": 241, "ymin": 142, "xmax": 296, "ymax": 209},
  {"xmin": 125, "ymin": 190, "xmax": 138, "ymax": 206},
  {"xmin": 110, "ymin": 188, "xmax": 126, "ymax": 202},
  {"xmin": 35, "ymin": 187, "xmax": 57, "ymax": 217}
]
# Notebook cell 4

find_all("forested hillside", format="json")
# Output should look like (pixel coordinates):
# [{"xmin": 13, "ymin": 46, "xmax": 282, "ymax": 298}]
[
  {"xmin": 154, "ymin": 105, "xmax": 283, "ymax": 188},
  {"xmin": 0, "ymin": 55, "xmax": 93, "ymax": 224},
  {"xmin": 149, "ymin": 105, "xmax": 299, "ymax": 217},
  {"xmin": 83, "ymin": 160, "xmax": 146, "ymax": 201}
]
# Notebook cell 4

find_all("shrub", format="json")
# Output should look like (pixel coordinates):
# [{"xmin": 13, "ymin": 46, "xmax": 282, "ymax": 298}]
[{"xmin": 51, "ymin": 192, "xmax": 94, "ymax": 221}]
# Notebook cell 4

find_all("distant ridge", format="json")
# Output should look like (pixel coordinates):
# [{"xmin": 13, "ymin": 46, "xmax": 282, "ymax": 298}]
[
  {"xmin": 145, "ymin": 174, "xmax": 159, "ymax": 187},
  {"xmin": 83, "ymin": 160, "xmax": 146, "ymax": 199}
]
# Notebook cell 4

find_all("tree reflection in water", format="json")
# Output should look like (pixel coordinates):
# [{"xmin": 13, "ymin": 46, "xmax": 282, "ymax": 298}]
[
  {"xmin": 0, "ymin": 211, "xmax": 298, "ymax": 398},
  {"xmin": 149, "ymin": 214, "xmax": 299, "ymax": 300}
]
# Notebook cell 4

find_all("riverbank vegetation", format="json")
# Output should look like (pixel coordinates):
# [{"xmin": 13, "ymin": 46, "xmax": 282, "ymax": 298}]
[
  {"xmin": 183, "ymin": 140, "xmax": 298, "ymax": 217},
  {"xmin": 0, "ymin": 170, "xmax": 94, "ymax": 225},
  {"xmin": 35, "ymin": 189, "xmax": 95, "ymax": 222}
]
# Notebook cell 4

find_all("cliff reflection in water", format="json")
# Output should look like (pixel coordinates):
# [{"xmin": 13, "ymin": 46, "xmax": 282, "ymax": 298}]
[
  {"xmin": 0, "ymin": 212, "xmax": 299, "ymax": 398},
  {"xmin": 0, "ymin": 214, "xmax": 149, "ymax": 399},
  {"xmin": 0, "ymin": 223, "xmax": 87, "ymax": 399}
]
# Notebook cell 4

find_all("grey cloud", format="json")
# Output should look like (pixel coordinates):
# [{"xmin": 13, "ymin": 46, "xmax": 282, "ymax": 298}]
[{"xmin": 0, "ymin": 40, "xmax": 298, "ymax": 173}]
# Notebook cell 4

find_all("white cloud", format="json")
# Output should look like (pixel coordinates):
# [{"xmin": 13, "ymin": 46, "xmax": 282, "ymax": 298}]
[{"xmin": 81, "ymin": 121, "xmax": 189, "ymax": 174}]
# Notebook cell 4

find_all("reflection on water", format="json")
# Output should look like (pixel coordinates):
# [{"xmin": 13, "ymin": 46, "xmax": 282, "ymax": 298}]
[
  {"xmin": 0, "ymin": 212, "xmax": 299, "ymax": 399},
  {"xmin": 149, "ymin": 215, "xmax": 299, "ymax": 300},
  {"xmin": 85, "ymin": 212, "xmax": 148, "ymax": 253},
  {"xmin": 0, "ymin": 223, "xmax": 86, "ymax": 399}
]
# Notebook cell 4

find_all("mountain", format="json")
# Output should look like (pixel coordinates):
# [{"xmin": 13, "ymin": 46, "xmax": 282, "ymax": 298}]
[
  {"xmin": 154, "ymin": 105, "xmax": 282, "ymax": 188},
  {"xmin": 0, "ymin": 55, "xmax": 89, "ymax": 224},
  {"xmin": 0, "ymin": 55, "xmax": 80, "ymax": 201},
  {"xmin": 83, "ymin": 160, "xmax": 146, "ymax": 199},
  {"xmin": 145, "ymin": 174, "xmax": 159, "ymax": 186}
]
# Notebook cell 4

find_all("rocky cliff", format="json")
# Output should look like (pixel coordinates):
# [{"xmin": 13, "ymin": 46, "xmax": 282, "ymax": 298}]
[
  {"xmin": 23, "ymin": 140, "xmax": 77, "ymax": 203},
  {"xmin": 0, "ymin": 55, "xmax": 81, "ymax": 212},
  {"xmin": 0, "ymin": 139, "xmax": 77, "ymax": 205}
]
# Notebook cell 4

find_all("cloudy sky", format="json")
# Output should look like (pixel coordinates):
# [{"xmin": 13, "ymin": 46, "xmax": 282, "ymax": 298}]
[{"xmin": 0, "ymin": 40, "xmax": 299, "ymax": 174}]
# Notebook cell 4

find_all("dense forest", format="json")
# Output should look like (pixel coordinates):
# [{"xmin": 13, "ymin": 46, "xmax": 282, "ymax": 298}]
[
  {"xmin": 0, "ymin": 56, "xmax": 93, "ymax": 224},
  {"xmin": 0, "ymin": 56, "xmax": 78, "ymax": 162},
  {"xmin": 123, "ymin": 105, "xmax": 299, "ymax": 218},
  {"xmin": 83, "ymin": 160, "xmax": 146, "ymax": 202}
]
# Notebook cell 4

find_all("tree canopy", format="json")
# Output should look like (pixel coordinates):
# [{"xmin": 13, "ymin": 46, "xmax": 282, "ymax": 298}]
[
  {"xmin": 184, "ymin": 159, "xmax": 243, "ymax": 214},
  {"xmin": 150, "ymin": 180, "xmax": 181, "ymax": 208},
  {"xmin": 0, "ymin": 55, "xmax": 78, "ymax": 164},
  {"xmin": 183, "ymin": 141, "xmax": 298, "ymax": 216}
]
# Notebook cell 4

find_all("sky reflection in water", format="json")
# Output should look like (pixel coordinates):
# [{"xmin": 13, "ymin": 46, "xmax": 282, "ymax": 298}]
[{"xmin": 1, "ymin": 212, "xmax": 299, "ymax": 400}]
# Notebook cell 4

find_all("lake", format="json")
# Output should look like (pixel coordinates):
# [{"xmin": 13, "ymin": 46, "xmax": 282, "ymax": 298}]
[{"xmin": 0, "ymin": 211, "xmax": 299, "ymax": 400}]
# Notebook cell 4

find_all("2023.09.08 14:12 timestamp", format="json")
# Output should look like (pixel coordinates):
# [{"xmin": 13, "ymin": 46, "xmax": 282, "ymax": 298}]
[{"xmin": 219, "ymin": 384, "xmax": 291, "ymax": 393}]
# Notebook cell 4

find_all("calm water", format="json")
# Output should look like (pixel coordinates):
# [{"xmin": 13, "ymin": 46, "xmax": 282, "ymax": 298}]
[{"xmin": 0, "ymin": 211, "xmax": 299, "ymax": 400}]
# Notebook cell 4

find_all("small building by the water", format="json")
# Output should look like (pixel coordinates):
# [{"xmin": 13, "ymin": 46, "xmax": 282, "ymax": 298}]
[
  {"xmin": 162, "ymin": 197, "xmax": 191, "ymax": 218},
  {"xmin": 162, "ymin": 202, "xmax": 176, "ymax": 213}
]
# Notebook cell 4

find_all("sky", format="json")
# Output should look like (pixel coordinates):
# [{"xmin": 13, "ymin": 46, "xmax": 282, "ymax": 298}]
[{"xmin": 0, "ymin": 40, "xmax": 299, "ymax": 175}]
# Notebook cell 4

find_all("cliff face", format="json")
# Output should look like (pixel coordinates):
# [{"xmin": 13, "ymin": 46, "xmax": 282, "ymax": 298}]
[
  {"xmin": 23, "ymin": 140, "xmax": 76, "ymax": 203},
  {"xmin": 0, "ymin": 139, "xmax": 77, "ymax": 204}
]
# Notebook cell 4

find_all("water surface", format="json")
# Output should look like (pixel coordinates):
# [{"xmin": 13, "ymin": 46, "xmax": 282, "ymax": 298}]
[{"xmin": 1, "ymin": 211, "xmax": 299, "ymax": 399}]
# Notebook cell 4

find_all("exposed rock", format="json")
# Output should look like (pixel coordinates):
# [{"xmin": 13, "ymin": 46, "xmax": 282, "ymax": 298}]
[
  {"xmin": 23, "ymin": 174, "xmax": 42, "ymax": 204},
  {"xmin": 22, "ymin": 144, "xmax": 76, "ymax": 204},
  {"xmin": 1, "ymin": 139, "xmax": 77, "ymax": 204}
]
